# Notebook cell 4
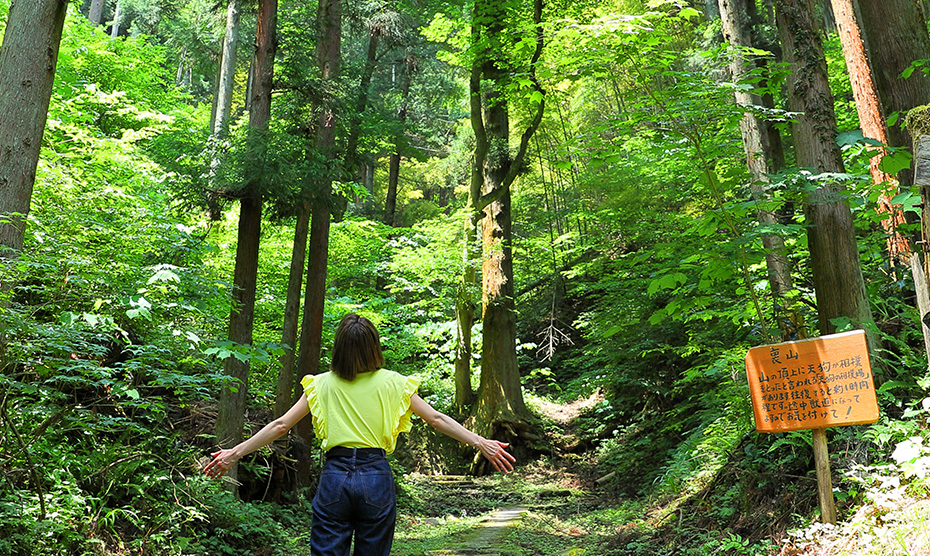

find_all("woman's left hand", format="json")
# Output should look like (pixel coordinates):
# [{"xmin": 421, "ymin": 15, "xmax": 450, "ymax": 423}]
[
  {"xmin": 203, "ymin": 449, "xmax": 238, "ymax": 479},
  {"xmin": 478, "ymin": 438, "xmax": 516, "ymax": 473}
]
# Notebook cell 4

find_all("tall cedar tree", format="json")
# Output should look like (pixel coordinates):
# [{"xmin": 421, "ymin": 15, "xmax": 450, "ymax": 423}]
[
  {"xmin": 461, "ymin": 0, "xmax": 544, "ymax": 466},
  {"xmin": 293, "ymin": 0, "xmax": 342, "ymax": 488},
  {"xmin": 831, "ymin": 0, "xmax": 911, "ymax": 267},
  {"xmin": 857, "ymin": 0, "xmax": 930, "ymax": 196},
  {"xmin": 0, "ymin": 0, "xmax": 67, "ymax": 260},
  {"xmin": 774, "ymin": 0, "xmax": 878, "ymax": 349},
  {"xmin": 213, "ymin": 0, "xmax": 278, "ymax": 491}
]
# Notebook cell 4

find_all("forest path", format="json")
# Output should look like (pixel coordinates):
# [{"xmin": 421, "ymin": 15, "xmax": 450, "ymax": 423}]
[
  {"xmin": 426, "ymin": 506, "xmax": 528, "ymax": 556},
  {"xmin": 396, "ymin": 392, "xmax": 604, "ymax": 556}
]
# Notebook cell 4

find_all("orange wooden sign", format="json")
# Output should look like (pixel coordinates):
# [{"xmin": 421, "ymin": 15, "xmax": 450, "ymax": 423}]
[{"xmin": 745, "ymin": 330, "xmax": 879, "ymax": 433}]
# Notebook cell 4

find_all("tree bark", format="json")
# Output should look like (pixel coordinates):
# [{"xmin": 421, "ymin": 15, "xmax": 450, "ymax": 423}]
[
  {"xmin": 831, "ymin": 0, "xmax": 911, "ymax": 268},
  {"xmin": 0, "ymin": 0, "xmax": 68, "ymax": 258},
  {"xmin": 214, "ymin": 195, "xmax": 263, "ymax": 481},
  {"xmin": 88, "ymin": 0, "xmax": 104, "ymax": 25},
  {"xmin": 275, "ymin": 200, "xmax": 311, "ymax": 419},
  {"xmin": 385, "ymin": 55, "xmax": 413, "ymax": 226},
  {"xmin": 213, "ymin": 0, "xmax": 277, "ymax": 492},
  {"xmin": 454, "ymin": 249, "xmax": 476, "ymax": 413},
  {"xmin": 292, "ymin": 198, "xmax": 330, "ymax": 486},
  {"xmin": 857, "ymin": 0, "xmax": 930, "ymax": 194},
  {"xmin": 775, "ymin": 0, "xmax": 878, "ymax": 351},
  {"xmin": 454, "ymin": 55, "xmax": 487, "ymax": 413},
  {"xmin": 293, "ymin": 0, "xmax": 342, "ymax": 488},
  {"xmin": 719, "ymin": 0, "xmax": 793, "ymax": 305},
  {"xmin": 213, "ymin": 0, "xmax": 241, "ymax": 138},
  {"xmin": 463, "ymin": 0, "xmax": 545, "ymax": 459},
  {"xmin": 345, "ymin": 27, "xmax": 380, "ymax": 183},
  {"xmin": 109, "ymin": 1, "xmax": 122, "ymax": 38}
]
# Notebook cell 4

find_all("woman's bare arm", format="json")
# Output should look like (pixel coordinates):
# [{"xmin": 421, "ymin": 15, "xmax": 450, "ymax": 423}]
[
  {"xmin": 204, "ymin": 393, "xmax": 310, "ymax": 478},
  {"xmin": 409, "ymin": 394, "xmax": 516, "ymax": 472}
]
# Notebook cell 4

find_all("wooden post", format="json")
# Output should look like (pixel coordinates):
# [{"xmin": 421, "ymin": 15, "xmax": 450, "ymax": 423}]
[
  {"xmin": 812, "ymin": 428, "xmax": 837, "ymax": 524},
  {"xmin": 909, "ymin": 253, "xmax": 930, "ymax": 365},
  {"xmin": 912, "ymin": 133, "xmax": 930, "ymax": 367}
]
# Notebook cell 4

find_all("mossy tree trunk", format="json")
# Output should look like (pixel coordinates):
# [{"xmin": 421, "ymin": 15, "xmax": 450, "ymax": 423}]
[
  {"xmin": 775, "ymin": 0, "xmax": 879, "ymax": 351},
  {"xmin": 214, "ymin": 0, "xmax": 277, "ymax": 493},
  {"xmin": 293, "ymin": 0, "xmax": 342, "ymax": 489},
  {"xmin": 720, "ymin": 0, "xmax": 794, "ymax": 334},
  {"xmin": 460, "ymin": 0, "xmax": 545, "ymax": 472}
]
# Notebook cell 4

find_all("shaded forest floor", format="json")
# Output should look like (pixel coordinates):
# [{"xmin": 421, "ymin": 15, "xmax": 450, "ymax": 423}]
[{"xmin": 389, "ymin": 394, "xmax": 930, "ymax": 556}]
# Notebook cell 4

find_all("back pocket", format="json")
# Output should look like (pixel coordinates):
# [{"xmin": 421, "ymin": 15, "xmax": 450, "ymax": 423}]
[
  {"xmin": 361, "ymin": 471, "xmax": 395, "ymax": 510},
  {"xmin": 315, "ymin": 471, "xmax": 349, "ymax": 507}
]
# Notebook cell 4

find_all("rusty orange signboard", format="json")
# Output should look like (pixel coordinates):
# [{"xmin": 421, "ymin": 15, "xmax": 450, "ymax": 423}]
[{"xmin": 745, "ymin": 330, "xmax": 879, "ymax": 433}]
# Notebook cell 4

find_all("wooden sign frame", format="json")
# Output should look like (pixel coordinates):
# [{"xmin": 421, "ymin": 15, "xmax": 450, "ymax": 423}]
[{"xmin": 745, "ymin": 329, "xmax": 878, "ymax": 433}]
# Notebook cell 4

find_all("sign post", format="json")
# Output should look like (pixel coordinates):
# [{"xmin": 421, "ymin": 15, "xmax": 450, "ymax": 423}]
[{"xmin": 745, "ymin": 330, "xmax": 879, "ymax": 524}]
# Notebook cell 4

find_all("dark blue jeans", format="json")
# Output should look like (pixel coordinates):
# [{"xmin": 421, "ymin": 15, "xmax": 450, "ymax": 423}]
[{"xmin": 311, "ymin": 450, "xmax": 396, "ymax": 556}]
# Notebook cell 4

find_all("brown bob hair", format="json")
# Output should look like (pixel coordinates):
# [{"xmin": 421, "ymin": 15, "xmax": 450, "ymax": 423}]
[{"xmin": 331, "ymin": 313, "xmax": 385, "ymax": 380}]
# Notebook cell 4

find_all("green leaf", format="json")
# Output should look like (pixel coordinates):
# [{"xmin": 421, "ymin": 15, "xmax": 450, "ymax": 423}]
[
  {"xmin": 148, "ymin": 268, "xmax": 180, "ymax": 284},
  {"xmin": 878, "ymin": 380, "xmax": 911, "ymax": 393},
  {"xmin": 60, "ymin": 311, "xmax": 80, "ymax": 325},
  {"xmin": 878, "ymin": 150, "xmax": 912, "ymax": 175}
]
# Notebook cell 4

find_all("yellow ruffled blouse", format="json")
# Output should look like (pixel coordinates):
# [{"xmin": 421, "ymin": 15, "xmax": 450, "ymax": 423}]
[{"xmin": 300, "ymin": 369, "xmax": 420, "ymax": 454}]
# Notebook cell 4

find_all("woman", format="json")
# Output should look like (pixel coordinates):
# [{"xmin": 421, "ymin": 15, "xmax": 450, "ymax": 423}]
[{"xmin": 204, "ymin": 313, "xmax": 515, "ymax": 556}]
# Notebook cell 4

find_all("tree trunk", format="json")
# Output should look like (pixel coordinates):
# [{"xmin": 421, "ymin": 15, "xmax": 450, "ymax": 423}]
[
  {"xmin": 857, "ymin": 0, "xmax": 930, "ymax": 194},
  {"xmin": 213, "ymin": 0, "xmax": 277, "ymax": 492},
  {"xmin": 454, "ymin": 217, "xmax": 478, "ymax": 413},
  {"xmin": 474, "ymin": 184, "xmax": 529, "ymax": 431},
  {"xmin": 275, "ymin": 200, "xmax": 311, "ymax": 419},
  {"xmin": 293, "ymin": 0, "xmax": 342, "ymax": 489},
  {"xmin": 831, "ymin": 0, "xmax": 911, "ymax": 268},
  {"xmin": 0, "ymin": 0, "xmax": 68, "ymax": 258},
  {"xmin": 345, "ymin": 27, "xmax": 379, "ymax": 182},
  {"xmin": 775, "ymin": 0, "xmax": 878, "ymax": 351},
  {"xmin": 820, "ymin": 0, "xmax": 836, "ymax": 32},
  {"xmin": 720, "ymin": 0, "xmax": 794, "ymax": 305},
  {"xmin": 214, "ymin": 195, "xmax": 263, "ymax": 479},
  {"xmin": 88, "ymin": 0, "xmax": 103, "ymax": 25},
  {"xmin": 292, "ymin": 198, "xmax": 330, "ymax": 486},
  {"xmin": 384, "ymin": 153, "xmax": 401, "ymax": 226},
  {"xmin": 109, "ymin": 1, "xmax": 122, "ymax": 38},
  {"xmin": 463, "ymin": 0, "xmax": 545, "ymax": 461},
  {"xmin": 213, "ymin": 0, "xmax": 241, "ymax": 138},
  {"xmin": 384, "ymin": 55, "xmax": 412, "ymax": 226},
  {"xmin": 176, "ymin": 46, "xmax": 188, "ymax": 87}
]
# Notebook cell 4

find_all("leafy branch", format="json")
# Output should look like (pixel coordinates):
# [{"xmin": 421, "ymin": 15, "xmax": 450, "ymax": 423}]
[{"xmin": 622, "ymin": 52, "xmax": 773, "ymax": 342}]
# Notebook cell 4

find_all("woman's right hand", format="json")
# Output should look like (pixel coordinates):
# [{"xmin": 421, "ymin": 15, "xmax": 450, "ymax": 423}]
[
  {"xmin": 477, "ymin": 438, "xmax": 516, "ymax": 472},
  {"xmin": 203, "ymin": 448, "xmax": 239, "ymax": 479}
]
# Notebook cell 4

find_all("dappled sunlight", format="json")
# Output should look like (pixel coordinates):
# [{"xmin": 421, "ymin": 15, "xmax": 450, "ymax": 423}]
[{"xmin": 527, "ymin": 390, "xmax": 605, "ymax": 424}]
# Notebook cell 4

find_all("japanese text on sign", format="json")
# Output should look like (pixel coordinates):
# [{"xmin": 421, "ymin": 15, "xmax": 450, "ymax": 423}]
[{"xmin": 745, "ymin": 330, "xmax": 878, "ymax": 433}]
